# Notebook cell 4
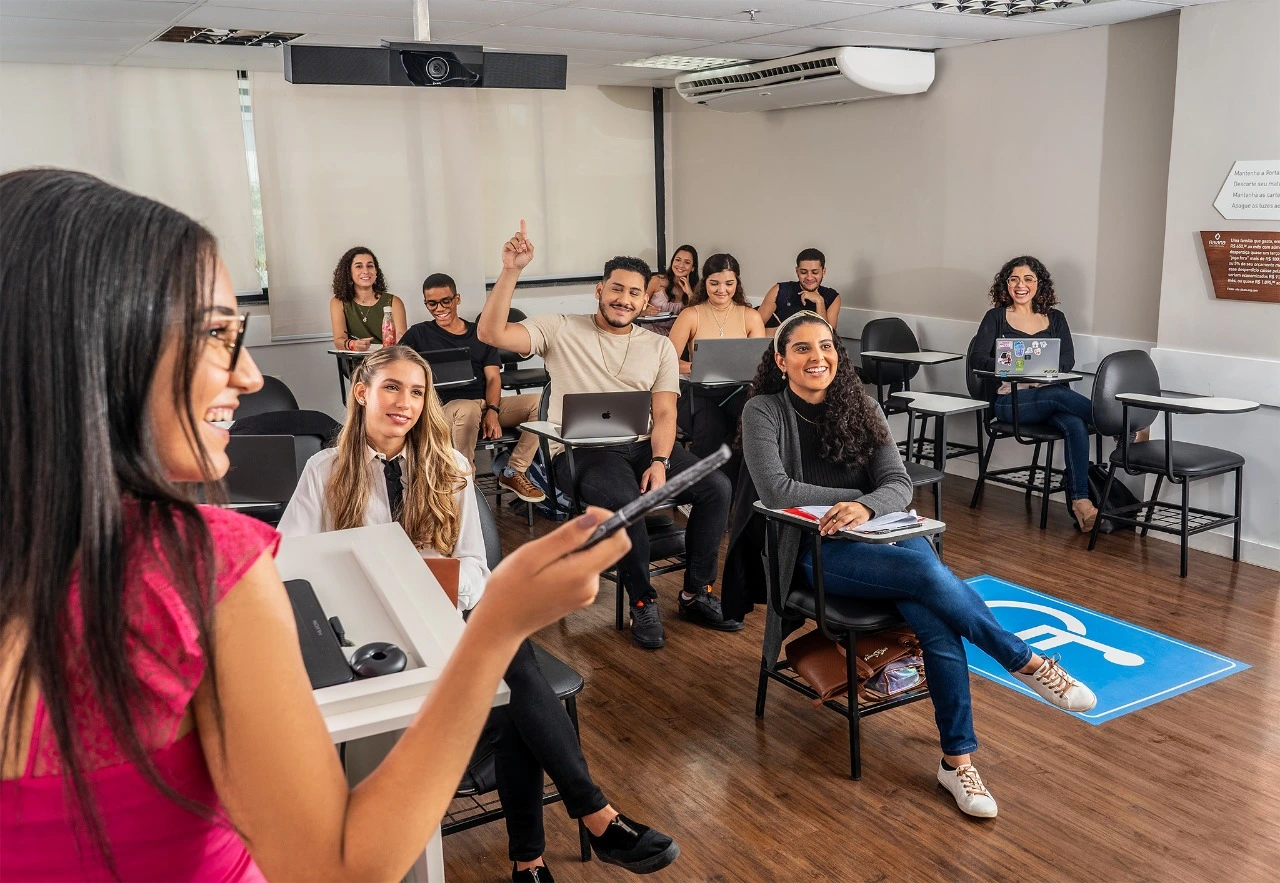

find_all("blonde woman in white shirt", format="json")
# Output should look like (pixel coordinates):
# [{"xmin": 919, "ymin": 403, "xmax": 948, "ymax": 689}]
[{"xmin": 278, "ymin": 346, "xmax": 678, "ymax": 882}]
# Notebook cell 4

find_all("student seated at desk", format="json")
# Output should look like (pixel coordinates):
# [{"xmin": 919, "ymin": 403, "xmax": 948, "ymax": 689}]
[
  {"xmin": 329, "ymin": 245, "xmax": 407, "ymax": 351},
  {"xmin": 399, "ymin": 272, "xmax": 545, "ymax": 504},
  {"xmin": 757, "ymin": 247, "xmax": 841, "ymax": 333},
  {"xmin": 667, "ymin": 253, "xmax": 765, "ymax": 487},
  {"xmin": 725, "ymin": 311, "xmax": 1096, "ymax": 819},
  {"xmin": 478, "ymin": 223, "xmax": 737, "ymax": 651},
  {"xmin": 642, "ymin": 244, "xmax": 698, "ymax": 336},
  {"xmin": 0, "ymin": 170, "xmax": 631, "ymax": 882},
  {"xmin": 278, "ymin": 346, "xmax": 678, "ymax": 881},
  {"xmin": 971, "ymin": 255, "xmax": 1101, "ymax": 532}
]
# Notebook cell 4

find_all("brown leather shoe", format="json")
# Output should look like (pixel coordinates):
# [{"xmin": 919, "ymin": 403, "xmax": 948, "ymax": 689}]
[{"xmin": 498, "ymin": 470, "xmax": 546, "ymax": 503}]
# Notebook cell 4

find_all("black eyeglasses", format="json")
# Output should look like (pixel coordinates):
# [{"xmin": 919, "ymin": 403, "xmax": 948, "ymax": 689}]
[
  {"xmin": 424, "ymin": 294, "xmax": 458, "ymax": 311},
  {"xmin": 208, "ymin": 313, "xmax": 250, "ymax": 371}
]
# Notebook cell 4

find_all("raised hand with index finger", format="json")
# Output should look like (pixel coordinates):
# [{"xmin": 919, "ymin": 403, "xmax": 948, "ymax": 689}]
[{"xmin": 501, "ymin": 219, "xmax": 536, "ymax": 272}]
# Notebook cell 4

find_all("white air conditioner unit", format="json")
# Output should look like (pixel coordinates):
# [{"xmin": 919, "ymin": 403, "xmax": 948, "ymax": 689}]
[{"xmin": 673, "ymin": 47, "xmax": 935, "ymax": 113}]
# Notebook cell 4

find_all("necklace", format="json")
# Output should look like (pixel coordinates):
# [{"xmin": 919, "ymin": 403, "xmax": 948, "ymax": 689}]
[
  {"xmin": 706, "ymin": 303, "xmax": 734, "ymax": 338},
  {"xmin": 793, "ymin": 408, "xmax": 821, "ymax": 427},
  {"xmin": 594, "ymin": 319, "xmax": 633, "ymax": 377},
  {"xmin": 354, "ymin": 293, "xmax": 381, "ymax": 324}
]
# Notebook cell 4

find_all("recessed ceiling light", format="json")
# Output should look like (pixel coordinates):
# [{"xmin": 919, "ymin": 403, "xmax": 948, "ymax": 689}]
[
  {"xmin": 910, "ymin": 0, "xmax": 1104, "ymax": 16},
  {"xmin": 618, "ymin": 55, "xmax": 750, "ymax": 71}
]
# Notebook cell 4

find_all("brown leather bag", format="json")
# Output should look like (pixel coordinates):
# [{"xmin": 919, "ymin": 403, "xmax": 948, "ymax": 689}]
[{"xmin": 785, "ymin": 626, "xmax": 925, "ymax": 707}]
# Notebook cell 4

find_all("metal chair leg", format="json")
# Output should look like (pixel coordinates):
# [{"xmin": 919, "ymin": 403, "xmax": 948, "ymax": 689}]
[
  {"xmin": 1233, "ymin": 468, "xmax": 1243, "ymax": 562},
  {"xmin": 1089, "ymin": 464, "xmax": 1116, "ymax": 551},
  {"xmin": 755, "ymin": 661, "xmax": 770, "ymax": 719},
  {"xmin": 970, "ymin": 434, "xmax": 996, "ymax": 508},
  {"xmin": 1180, "ymin": 480, "xmax": 1190, "ymax": 578},
  {"xmin": 563, "ymin": 697, "xmax": 592, "ymax": 862},
  {"xmin": 614, "ymin": 571, "xmax": 626, "ymax": 631},
  {"xmin": 1039, "ymin": 440, "xmax": 1054, "ymax": 530},
  {"xmin": 1141, "ymin": 475, "xmax": 1163, "ymax": 537},
  {"xmin": 1026, "ymin": 443, "xmax": 1042, "ymax": 507},
  {"xmin": 845, "ymin": 632, "xmax": 862, "ymax": 781}
]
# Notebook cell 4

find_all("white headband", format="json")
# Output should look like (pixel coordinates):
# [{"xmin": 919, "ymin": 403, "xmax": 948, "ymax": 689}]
[{"xmin": 772, "ymin": 310, "xmax": 831, "ymax": 349}]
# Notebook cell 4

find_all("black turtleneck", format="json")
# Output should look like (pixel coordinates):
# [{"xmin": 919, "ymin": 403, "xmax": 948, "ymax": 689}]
[{"xmin": 785, "ymin": 387, "xmax": 867, "ymax": 491}]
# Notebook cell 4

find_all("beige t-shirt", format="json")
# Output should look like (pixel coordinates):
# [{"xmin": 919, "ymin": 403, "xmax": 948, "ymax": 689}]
[{"xmin": 521, "ymin": 314, "xmax": 681, "ymax": 448}]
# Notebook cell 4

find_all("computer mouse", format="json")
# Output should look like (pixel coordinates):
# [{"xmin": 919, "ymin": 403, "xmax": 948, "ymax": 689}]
[{"xmin": 350, "ymin": 642, "xmax": 407, "ymax": 678}]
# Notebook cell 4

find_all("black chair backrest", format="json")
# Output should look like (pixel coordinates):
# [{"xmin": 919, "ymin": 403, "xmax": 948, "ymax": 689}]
[
  {"xmin": 473, "ymin": 482, "xmax": 502, "ymax": 571},
  {"xmin": 237, "ymin": 375, "xmax": 299, "ymax": 419},
  {"xmin": 230, "ymin": 409, "xmax": 341, "ymax": 479},
  {"xmin": 537, "ymin": 380, "xmax": 552, "ymax": 421},
  {"xmin": 496, "ymin": 306, "xmax": 532, "ymax": 367},
  {"xmin": 860, "ymin": 318, "xmax": 920, "ymax": 386},
  {"xmin": 1091, "ymin": 350, "xmax": 1160, "ymax": 438},
  {"xmin": 964, "ymin": 335, "xmax": 986, "ymax": 401}
]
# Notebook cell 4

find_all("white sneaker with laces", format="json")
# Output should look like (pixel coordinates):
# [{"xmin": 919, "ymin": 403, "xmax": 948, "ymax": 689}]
[
  {"xmin": 937, "ymin": 762, "xmax": 998, "ymax": 818},
  {"xmin": 1013, "ymin": 655, "xmax": 1097, "ymax": 712}
]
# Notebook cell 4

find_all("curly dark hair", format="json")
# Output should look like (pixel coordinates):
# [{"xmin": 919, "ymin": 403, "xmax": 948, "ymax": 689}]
[
  {"xmin": 690, "ymin": 252, "xmax": 749, "ymax": 307},
  {"xmin": 667, "ymin": 244, "xmax": 699, "ymax": 304},
  {"xmin": 332, "ymin": 246, "xmax": 387, "ymax": 303},
  {"xmin": 989, "ymin": 255, "xmax": 1058, "ymax": 314},
  {"xmin": 744, "ymin": 313, "xmax": 891, "ymax": 468}
]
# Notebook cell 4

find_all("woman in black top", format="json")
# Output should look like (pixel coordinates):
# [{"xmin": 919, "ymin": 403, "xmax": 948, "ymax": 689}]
[{"xmin": 971, "ymin": 256, "xmax": 1098, "ymax": 531}]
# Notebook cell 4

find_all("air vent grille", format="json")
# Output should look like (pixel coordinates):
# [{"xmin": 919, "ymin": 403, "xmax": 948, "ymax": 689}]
[
  {"xmin": 909, "ymin": 0, "xmax": 1100, "ymax": 17},
  {"xmin": 154, "ymin": 27, "xmax": 302, "ymax": 47},
  {"xmin": 681, "ymin": 56, "xmax": 838, "ymax": 90}
]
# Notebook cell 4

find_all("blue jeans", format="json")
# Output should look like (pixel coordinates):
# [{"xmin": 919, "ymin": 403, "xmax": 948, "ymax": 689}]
[
  {"xmin": 993, "ymin": 385, "xmax": 1093, "ymax": 501},
  {"xmin": 800, "ymin": 536, "xmax": 1032, "ymax": 756}
]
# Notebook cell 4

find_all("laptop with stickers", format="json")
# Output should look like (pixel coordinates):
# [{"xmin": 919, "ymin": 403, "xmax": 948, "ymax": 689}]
[{"xmin": 996, "ymin": 338, "xmax": 1061, "ymax": 377}]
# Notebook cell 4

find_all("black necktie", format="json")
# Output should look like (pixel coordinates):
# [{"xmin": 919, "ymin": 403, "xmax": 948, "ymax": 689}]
[{"xmin": 383, "ymin": 457, "xmax": 404, "ymax": 521}]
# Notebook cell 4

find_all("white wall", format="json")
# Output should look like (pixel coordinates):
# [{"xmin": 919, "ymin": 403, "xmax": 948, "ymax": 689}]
[{"xmin": 669, "ymin": 15, "xmax": 1179, "ymax": 344}]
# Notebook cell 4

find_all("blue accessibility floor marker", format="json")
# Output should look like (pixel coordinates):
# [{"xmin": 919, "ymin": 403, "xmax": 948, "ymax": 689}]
[{"xmin": 964, "ymin": 575, "xmax": 1249, "ymax": 724}]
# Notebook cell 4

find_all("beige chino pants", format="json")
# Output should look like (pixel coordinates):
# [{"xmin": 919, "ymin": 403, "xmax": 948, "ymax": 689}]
[{"xmin": 442, "ymin": 393, "xmax": 542, "ymax": 473}]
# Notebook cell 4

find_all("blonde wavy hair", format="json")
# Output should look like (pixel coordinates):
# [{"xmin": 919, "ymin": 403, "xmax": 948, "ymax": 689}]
[{"xmin": 325, "ymin": 346, "xmax": 468, "ymax": 554}]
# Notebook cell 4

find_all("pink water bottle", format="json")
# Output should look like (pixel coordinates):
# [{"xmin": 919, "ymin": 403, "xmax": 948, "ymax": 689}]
[{"xmin": 381, "ymin": 306, "xmax": 396, "ymax": 346}]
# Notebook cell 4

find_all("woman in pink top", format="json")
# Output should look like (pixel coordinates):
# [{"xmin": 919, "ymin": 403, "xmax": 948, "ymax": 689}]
[{"xmin": 0, "ymin": 169, "xmax": 629, "ymax": 881}]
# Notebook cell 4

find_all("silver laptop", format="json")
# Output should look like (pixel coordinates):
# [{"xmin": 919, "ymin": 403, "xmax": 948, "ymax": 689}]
[
  {"xmin": 995, "ymin": 338, "xmax": 1061, "ymax": 376},
  {"xmin": 690, "ymin": 337, "xmax": 772, "ymax": 384},
  {"xmin": 225, "ymin": 435, "xmax": 300, "ymax": 504},
  {"xmin": 560, "ymin": 391, "xmax": 651, "ymax": 439}
]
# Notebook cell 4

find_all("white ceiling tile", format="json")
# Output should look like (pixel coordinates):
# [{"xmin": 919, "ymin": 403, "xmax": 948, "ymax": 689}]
[
  {"xmin": 459, "ymin": 25, "xmax": 704, "ymax": 53},
  {"xmin": 0, "ymin": 1, "xmax": 191, "ymax": 24},
  {"xmin": 575, "ymin": 1, "xmax": 880, "ymax": 28},
  {"xmin": 1027, "ymin": 0, "xmax": 1178, "ymax": 26},
  {"xmin": 839, "ymin": 8, "xmax": 1079, "ymax": 39},
  {"xmin": 204, "ymin": 0, "xmax": 410, "ymax": 15},
  {"xmin": 423, "ymin": 0, "xmax": 556, "ymax": 26},
  {"xmin": 0, "ymin": 46, "xmax": 128, "ymax": 64},
  {"xmin": 0, "ymin": 15, "xmax": 158, "ymax": 40},
  {"xmin": 743, "ymin": 27, "xmax": 975, "ymax": 49},
  {"xmin": 674, "ymin": 41, "xmax": 814, "ymax": 61},
  {"xmin": 513, "ymin": 7, "xmax": 772, "ymax": 41},
  {"xmin": 178, "ymin": 6, "xmax": 414, "ymax": 39},
  {"xmin": 120, "ymin": 40, "xmax": 283, "ymax": 71}
]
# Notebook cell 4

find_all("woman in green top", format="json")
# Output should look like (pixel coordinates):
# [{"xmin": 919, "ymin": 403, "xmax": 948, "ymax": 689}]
[{"xmin": 329, "ymin": 245, "xmax": 408, "ymax": 351}]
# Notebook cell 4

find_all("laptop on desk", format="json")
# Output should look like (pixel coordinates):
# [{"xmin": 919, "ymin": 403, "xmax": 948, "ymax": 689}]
[
  {"xmin": 690, "ymin": 337, "xmax": 772, "ymax": 384},
  {"xmin": 996, "ymin": 338, "xmax": 1060, "ymax": 377},
  {"xmin": 420, "ymin": 346, "xmax": 475, "ymax": 387},
  {"xmin": 560, "ymin": 391, "xmax": 651, "ymax": 439},
  {"xmin": 225, "ymin": 435, "xmax": 300, "ymax": 504}
]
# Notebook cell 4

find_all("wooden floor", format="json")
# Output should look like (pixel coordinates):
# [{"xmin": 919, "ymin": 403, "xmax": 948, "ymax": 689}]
[{"xmin": 444, "ymin": 477, "xmax": 1279, "ymax": 882}]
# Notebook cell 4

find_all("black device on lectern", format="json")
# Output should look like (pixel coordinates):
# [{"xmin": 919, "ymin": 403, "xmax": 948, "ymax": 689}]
[{"xmin": 284, "ymin": 579, "xmax": 356, "ymax": 689}]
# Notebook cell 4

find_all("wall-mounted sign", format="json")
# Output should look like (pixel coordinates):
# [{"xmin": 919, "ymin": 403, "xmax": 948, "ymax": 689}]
[
  {"xmin": 1213, "ymin": 160, "xmax": 1280, "ymax": 221},
  {"xmin": 1200, "ymin": 231, "xmax": 1280, "ymax": 303}
]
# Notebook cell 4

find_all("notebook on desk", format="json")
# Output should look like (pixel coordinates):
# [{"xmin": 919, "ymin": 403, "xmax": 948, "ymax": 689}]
[
  {"xmin": 690, "ymin": 337, "xmax": 772, "ymax": 384},
  {"xmin": 995, "ymin": 338, "xmax": 1060, "ymax": 376}
]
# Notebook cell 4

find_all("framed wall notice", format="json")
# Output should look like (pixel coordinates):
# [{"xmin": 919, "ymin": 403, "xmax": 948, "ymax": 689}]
[{"xmin": 1199, "ymin": 231, "xmax": 1280, "ymax": 303}]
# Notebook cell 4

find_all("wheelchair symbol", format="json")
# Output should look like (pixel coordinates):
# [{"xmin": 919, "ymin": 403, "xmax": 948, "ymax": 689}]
[{"xmin": 987, "ymin": 601, "xmax": 1144, "ymax": 666}]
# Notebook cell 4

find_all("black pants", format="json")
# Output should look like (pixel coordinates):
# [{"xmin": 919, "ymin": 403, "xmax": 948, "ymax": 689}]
[
  {"xmin": 489, "ymin": 639, "xmax": 607, "ymax": 861},
  {"xmin": 677, "ymin": 384, "xmax": 747, "ymax": 490},
  {"xmin": 553, "ymin": 441, "xmax": 732, "ymax": 604}
]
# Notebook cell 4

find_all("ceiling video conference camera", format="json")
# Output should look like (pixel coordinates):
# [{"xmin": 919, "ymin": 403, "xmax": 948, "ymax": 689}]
[{"xmin": 283, "ymin": 41, "xmax": 566, "ymax": 90}]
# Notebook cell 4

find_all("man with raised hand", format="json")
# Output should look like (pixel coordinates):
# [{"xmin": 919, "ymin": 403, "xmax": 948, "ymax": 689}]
[{"xmin": 477, "ymin": 222, "xmax": 739, "ymax": 650}]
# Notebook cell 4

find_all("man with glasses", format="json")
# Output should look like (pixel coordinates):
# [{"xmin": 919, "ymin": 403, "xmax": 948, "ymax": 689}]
[{"xmin": 399, "ymin": 273, "xmax": 546, "ymax": 503}]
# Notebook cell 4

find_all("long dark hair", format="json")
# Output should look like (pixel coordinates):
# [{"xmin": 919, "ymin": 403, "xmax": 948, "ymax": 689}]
[
  {"xmin": 690, "ymin": 252, "xmax": 748, "ymax": 307},
  {"xmin": 989, "ymin": 254, "xmax": 1058, "ymax": 313},
  {"xmin": 745, "ymin": 313, "xmax": 891, "ymax": 467},
  {"xmin": 667, "ymin": 244, "xmax": 699, "ymax": 304},
  {"xmin": 1, "ymin": 170, "xmax": 228, "ymax": 871},
  {"xmin": 332, "ymin": 245, "xmax": 388, "ymax": 303}
]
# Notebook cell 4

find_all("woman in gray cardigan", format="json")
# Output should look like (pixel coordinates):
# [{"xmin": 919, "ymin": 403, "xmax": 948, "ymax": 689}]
[{"xmin": 729, "ymin": 311, "xmax": 1095, "ymax": 819}]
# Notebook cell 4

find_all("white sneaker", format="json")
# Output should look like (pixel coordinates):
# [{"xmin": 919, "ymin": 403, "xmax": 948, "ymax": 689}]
[
  {"xmin": 937, "ymin": 762, "xmax": 998, "ymax": 818},
  {"xmin": 1013, "ymin": 655, "xmax": 1097, "ymax": 712}
]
